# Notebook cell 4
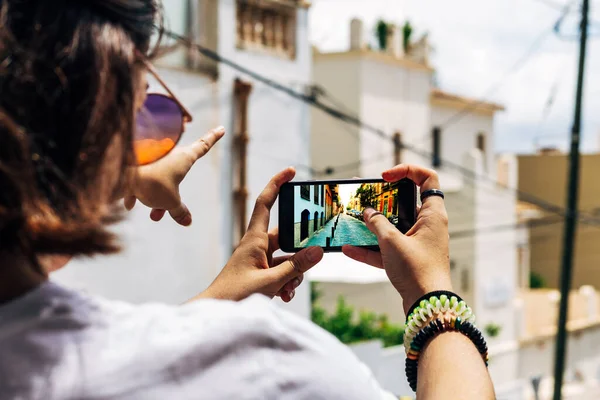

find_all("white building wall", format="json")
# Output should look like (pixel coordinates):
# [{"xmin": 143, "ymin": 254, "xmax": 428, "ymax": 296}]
[
  {"xmin": 445, "ymin": 179, "xmax": 476, "ymax": 306},
  {"xmin": 53, "ymin": 70, "xmax": 223, "ymax": 304},
  {"xmin": 217, "ymin": 2, "xmax": 312, "ymax": 317},
  {"xmin": 359, "ymin": 59, "xmax": 433, "ymax": 177},
  {"xmin": 311, "ymin": 56, "xmax": 361, "ymax": 179},
  {"xmin": 294, "ymin": 185, "xmax": 325, "ymax": 223},
  {"xmin": 430, "ymin": 105, "xmax": 496, "ymax": 176},
  {"xmin": 518, "ymin": 326, "xmax": 600, "ymax": 399}
]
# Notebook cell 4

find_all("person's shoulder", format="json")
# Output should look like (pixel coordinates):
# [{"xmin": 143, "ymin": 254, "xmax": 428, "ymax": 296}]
[
  {"xmin": 79, "ymin": 290, "xmax": 396, "ymax": 400},
  {"xmin": 97, "ymin": 294, "xmax": 395, "ymax": 399}
]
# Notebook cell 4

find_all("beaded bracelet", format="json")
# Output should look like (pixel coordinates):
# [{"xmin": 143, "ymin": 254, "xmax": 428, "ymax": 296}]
[
  {"xmin": 405, "ymin": 316, "xmax": 489, "ymax": 392},
  {"xmin": 403, "ymin": 294, "xmax": 476, "ymax": 349},
  {"xmin": 406, "ymin": 290, "xmax": 463, "ymax": 318}
]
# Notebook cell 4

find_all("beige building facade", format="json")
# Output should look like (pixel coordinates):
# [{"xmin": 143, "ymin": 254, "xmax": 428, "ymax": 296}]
[{"xmin": 517, "ymin": 152, "xmax": 600, "ymax": 289}]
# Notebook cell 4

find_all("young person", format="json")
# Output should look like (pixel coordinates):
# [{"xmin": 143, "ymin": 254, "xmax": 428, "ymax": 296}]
[{"xmin": 0, "ymin": 1, "xmax": 494, "ymax": 398}]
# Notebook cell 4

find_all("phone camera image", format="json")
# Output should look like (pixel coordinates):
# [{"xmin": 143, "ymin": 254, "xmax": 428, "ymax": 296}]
[{"xmin": 285, "ymin": 180, "xmax": 415, "ymax": 251}]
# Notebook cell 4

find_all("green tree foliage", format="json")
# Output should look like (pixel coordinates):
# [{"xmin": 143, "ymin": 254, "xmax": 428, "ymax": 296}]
[
  {"xmin": 402, "ymin": 21, "xmax": 413, "ymax": 53},
  {"xmin": 355, "ymin": 185, "xmax": 377, "ymax": 208},
  {"xmin": 375, "ymin": 20, "xmax": 389, "ymax": 50},
  {"xmin": 530, "ymin": 271, "xmax": 546, "ymax": 289},
  {"xmin": 310, "ymin": 283, "xmax": 405, "ymax": 347},
  {"xmin": 484, "ymin": 323, "xmax": 502, "ymax": 338}
]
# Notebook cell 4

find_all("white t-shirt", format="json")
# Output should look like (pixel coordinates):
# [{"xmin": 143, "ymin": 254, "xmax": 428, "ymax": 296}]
[{"xmin": 0, "ymin": 281, "xmax": 397, "ymax": 399}]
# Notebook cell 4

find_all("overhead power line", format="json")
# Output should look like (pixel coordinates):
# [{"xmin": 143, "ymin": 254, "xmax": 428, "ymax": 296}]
[
  {"xmin": 162, "ymin": 30, "xmax": 600, "ymax": 229},
  {"xmin": 532, "ymin": 0, "xmax": 575, "ymax": 12},
  {"xmin": 440, "ymin": 1, "xmax": 577, "ymax": 129},
  {"xmin": 449, "ymin": 216, "xmax": 564, "ymax": 239}
]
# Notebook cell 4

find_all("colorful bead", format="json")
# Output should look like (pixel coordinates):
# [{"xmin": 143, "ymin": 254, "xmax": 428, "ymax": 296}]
[
  {"xmin": 429, "ymin": 296, "xmax": 438, "ymax": 306},
  {"xmin": 450, "ymin": 296, "xmax": 458, "ymax": 308},
  {"xmin": 457, "ymin": 301, "xmax": 467, "ymax": 314},
  {"xmin": 441, "ymin": 315, "xmax": 448, "ymax": 330},
  {"xmin": 435, "ymin": 319, "xmax": 444, "ymax": 332}
]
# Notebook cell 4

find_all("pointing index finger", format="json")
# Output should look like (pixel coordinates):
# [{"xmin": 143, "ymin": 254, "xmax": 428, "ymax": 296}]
[{"xmin": 189, "ymin": 126, "xmax": 225, "ymax": 160}]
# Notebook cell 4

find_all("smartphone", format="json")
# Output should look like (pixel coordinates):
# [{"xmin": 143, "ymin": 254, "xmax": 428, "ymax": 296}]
[{"xmin": 278, "ymin": 178, "xmax": 416, "ymax": 253}]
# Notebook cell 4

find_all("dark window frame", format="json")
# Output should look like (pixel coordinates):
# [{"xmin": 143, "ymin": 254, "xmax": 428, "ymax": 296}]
[
  {"xmin": 300, "ymin": 185, "xmax": 310, "ymax": 201},
  {"xmin": 432, "ymin": 126, "xmax": 441, "ymax": 167}
]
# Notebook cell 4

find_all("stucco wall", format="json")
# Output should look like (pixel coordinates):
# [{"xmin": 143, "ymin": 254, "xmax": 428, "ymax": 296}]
[
  {"xmin": 517, "ymin": 153, "xmax": 600, "ymax": 290},
  {"xmin": 217, "ymin": 2, "xmax": 313, "ymax": 317},
  {"xmin": 311, "ymin": 56, "xmax": 361, "ymax": 179}
]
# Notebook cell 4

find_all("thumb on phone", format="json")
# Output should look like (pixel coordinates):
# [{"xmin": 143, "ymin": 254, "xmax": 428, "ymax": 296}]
[
  {"xmin": 268, "ymin": 246, "xmax": 323, "ymax": 285},
  {"xmin": 363, "ymin": 207, "xmax": 401, "ymax": 244}
]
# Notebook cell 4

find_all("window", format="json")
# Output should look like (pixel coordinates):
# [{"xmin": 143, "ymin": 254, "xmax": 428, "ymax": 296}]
[
  {"xmin": 314, "ymin": 185, "xmax": 319, "ymax": 205},
  {"xmin": 156, "ymin": 0, "xmax": 189, "ymax": 68},
  {"xmin": 300, "ymin": 185, "xmax": 310, "ymax": 201},
  {"xmin": 321, "ymin": 186, "xmax": 324, "ymax": 206},
  {"xmin": 477, "ymin": 132, "xmax": 486, "ymax": 154},
  {"xmin": 236, "ymin": 0, "xmax": 298, "ymax": 59},
  {"xmin": 393, "ymin": 131, "xmax": 402, "ymax": 165},
  {"xmin": 156, "ymin": 0, "xmax": 218, "ymax": 75},
  {"xmin": 432, "ymin": 126, "xmax": 441, "ymax": 167}
]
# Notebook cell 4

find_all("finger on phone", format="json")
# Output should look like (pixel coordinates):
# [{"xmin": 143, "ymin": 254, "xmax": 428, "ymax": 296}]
[
  {"xmin": 363, "ymin": 208, "xmax": 402, "ymax": 239},
  {"xmin": 272, "ymin": 255, "xmax": 292, "ymax": 267},
  {"xmin": 382, "ymin": 164, "xmax": 445, "ymax": 213},
  {"xmin": 382, "ymin": 164, "xmax": 440, "ymax": 193},
  {"xmin": 342, "ymin": 245, "xmax": 384, "ymax": 269},
  {"xmin": 269, "ymin": 246, "xmax": 323, "ymax": 284},
  {"xmin": 247, "ymin": 167, "xmax": 296, "ymax": 233},
  {"xmin": 268, "ymin": 227, "xmax": 280, "ymax": 253}
]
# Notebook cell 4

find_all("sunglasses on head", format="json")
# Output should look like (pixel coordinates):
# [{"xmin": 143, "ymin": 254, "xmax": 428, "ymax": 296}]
[{"xmin": 133, "ymin": 58, "xmax": 193, "ymax": 166}]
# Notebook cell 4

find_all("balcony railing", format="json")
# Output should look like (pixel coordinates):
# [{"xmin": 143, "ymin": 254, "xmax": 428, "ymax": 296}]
[{"xmin": 236, "ymin": 0, "xmax": 297, "ymax": 59}]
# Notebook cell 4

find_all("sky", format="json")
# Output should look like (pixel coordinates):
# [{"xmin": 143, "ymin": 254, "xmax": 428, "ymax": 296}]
[
  {"xmin": 338, "ymin": 183, "xmax": 361, "ymax": 205},
  {"xmin": 309, "ymin": 0, "xmax": 600, "ymax": 154}
]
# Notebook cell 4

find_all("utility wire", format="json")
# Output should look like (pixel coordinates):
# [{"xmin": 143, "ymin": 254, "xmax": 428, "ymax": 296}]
[
  {"xmin": 439, "ymin": 0, "xmax": 578, "ymax": 129},
  {"xmin": 162, "ymin": 30, "xmax": 600, "ymax": 228},
  {"xmin": 440, "ymin": 24, "xmax": 560, "ymax": 128},
  {"xmin": 449, "ymin": 216, "xmax": 564, "ymax": 239},
  {"xmin": 532, "ymin": 0, "xmax": 575, "ymax": 12}
]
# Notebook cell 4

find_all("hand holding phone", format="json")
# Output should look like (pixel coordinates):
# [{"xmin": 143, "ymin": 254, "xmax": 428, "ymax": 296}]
[
  {"xmin": 278, "ymin": 178, "xmax": 416, "ymax": 253},
  {"xmin": 341, "ymin": 165, "xmax": 452, "ymax": 315}
]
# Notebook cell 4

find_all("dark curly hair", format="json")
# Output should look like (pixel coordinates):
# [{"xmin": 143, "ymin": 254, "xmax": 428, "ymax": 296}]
[{"xmin": 0, "ymin": 0, "xmax": 162, "ymax": 268}]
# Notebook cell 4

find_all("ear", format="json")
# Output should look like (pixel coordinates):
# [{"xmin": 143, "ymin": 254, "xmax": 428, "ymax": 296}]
[{"xmin": 39, "ymin": 254, "xmax": 73, "ymax": 274}]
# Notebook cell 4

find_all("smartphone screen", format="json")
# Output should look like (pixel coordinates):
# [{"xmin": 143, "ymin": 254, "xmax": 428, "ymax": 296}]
[{"xmin": 278, "ymin": 179, "xmax": 416, "ymax": 253}]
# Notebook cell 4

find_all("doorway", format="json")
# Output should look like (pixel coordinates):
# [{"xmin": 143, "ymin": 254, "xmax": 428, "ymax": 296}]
[{"xmin": 301, "ymin": 210, "xmax": 310, "ymax": 241}]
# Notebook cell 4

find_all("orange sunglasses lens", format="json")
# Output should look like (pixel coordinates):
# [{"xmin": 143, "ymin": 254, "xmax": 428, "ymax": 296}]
[{"xmin": 134, "ymin": 94, "xmax": 183, "ymax": 165}]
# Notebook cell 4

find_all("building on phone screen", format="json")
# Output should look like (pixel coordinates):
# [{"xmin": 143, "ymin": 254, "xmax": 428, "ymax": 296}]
[{"xmin": 293, "ymin": 184, "xmax": 339, "ymax": 247}]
